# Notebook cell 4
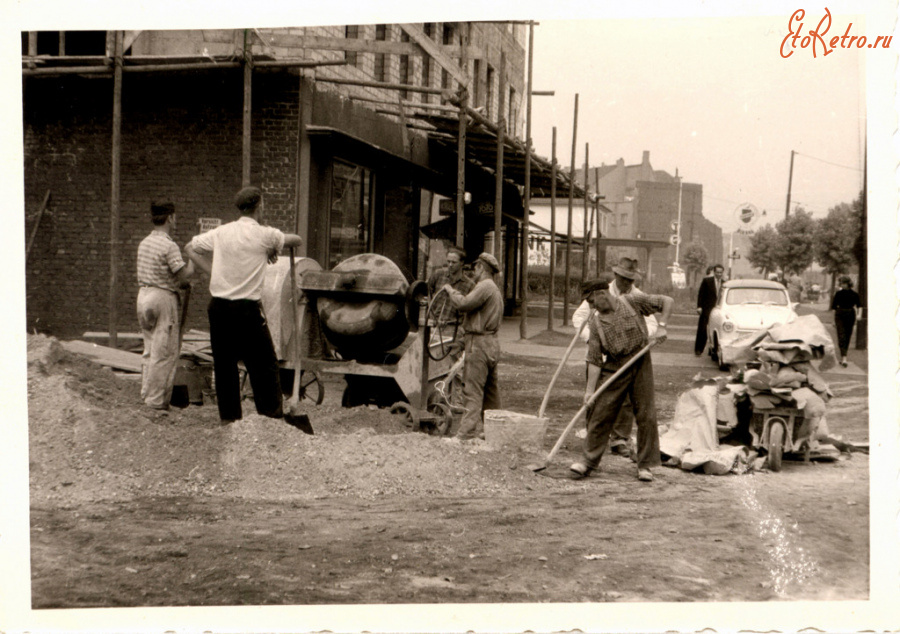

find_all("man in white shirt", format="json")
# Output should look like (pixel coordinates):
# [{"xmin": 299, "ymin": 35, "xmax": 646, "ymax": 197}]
[
  {"xmin": 186, "ymin": 186, "xmax": 303, "ymax": 423},
  {"xmin": 572, "ymin": 257, "xmax": 659, "ymax": 456}
]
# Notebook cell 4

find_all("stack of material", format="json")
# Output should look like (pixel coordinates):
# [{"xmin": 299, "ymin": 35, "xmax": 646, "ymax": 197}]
[
  {"xmin": 727, "ymin": 314, "xmax": 836, "ymax": 414},
  {"xmin": 660, "ymin": 314, "xmax": 840, "ymax": 475}
]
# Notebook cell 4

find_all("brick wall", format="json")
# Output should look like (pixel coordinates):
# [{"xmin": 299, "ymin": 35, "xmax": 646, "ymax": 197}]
[{"xmin": 24, "ymin": 70, "xmax": 302, "ymax": 337}]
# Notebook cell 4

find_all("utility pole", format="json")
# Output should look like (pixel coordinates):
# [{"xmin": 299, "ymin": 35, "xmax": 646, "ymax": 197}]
[{"xmin": 785, "ymin": 149, "xmax": 795, "ymax": 218}]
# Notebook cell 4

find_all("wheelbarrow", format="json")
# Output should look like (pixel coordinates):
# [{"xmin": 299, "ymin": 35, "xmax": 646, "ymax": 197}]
[{"xmin": 749, "ymin": 405, "xmax": 810, "ymax": 472}]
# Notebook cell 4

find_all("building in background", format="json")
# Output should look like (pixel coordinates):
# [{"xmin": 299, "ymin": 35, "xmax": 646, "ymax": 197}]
[{"xmin": 22, "ymin": 24, "xmax": 582, "ymax": 336}]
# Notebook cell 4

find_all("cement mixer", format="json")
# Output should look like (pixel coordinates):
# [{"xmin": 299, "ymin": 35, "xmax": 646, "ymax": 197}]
[{"xmin": 263, "ymin": 253, "xmax": 461, "ymax": 433}]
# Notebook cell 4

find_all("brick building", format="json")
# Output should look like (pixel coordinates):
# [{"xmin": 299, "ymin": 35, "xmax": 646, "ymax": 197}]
[
  {"xmin": 23, "ymin": 24, "xmax": 578, "ymax": 337},
  {"xmin": 576, "ymin": 151, "xmax": 723, "ymax": 286}
]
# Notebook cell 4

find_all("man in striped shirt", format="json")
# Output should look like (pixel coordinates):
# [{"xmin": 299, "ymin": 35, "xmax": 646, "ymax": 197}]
[{"xmin": 136, "ymin": 201, "xmax": 194, "ymax": 410}]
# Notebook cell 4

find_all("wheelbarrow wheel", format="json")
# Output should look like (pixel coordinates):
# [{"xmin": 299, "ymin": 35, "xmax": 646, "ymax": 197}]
[
  {"xmin": 767, "ymin": 420, "xmax": 785, "ymax": 472},
  {"xmin": 296, "ymin": 370, "xmax": 324, "ymax": 405},
  {"xmin": 427, "ymin": 402, "xmax": 453, "ymax": 436}
]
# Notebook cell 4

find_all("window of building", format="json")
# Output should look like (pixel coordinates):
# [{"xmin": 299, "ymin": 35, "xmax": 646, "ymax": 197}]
[
  {"xmin": 399, "ymin": 54, "xmax": 410, "ymax": 100},
  {"xmin": 345, "ymin": 25, "xmax": 359, "ymax": 68},
  {"xmin": 23, "ymin": 30, "xmax": 107, "ymax": 56},
  {"xmin": 329, "ymin": 160, "xmax": 374, "ymax": 268},
  {"xmin": 620, "ymin": 213, "xmax": 628, "ymax": 225},
  {"xmin": 442, "ymin": 24, "xmax": 455, "ymax": 45},
  {"xmin": 374, "ymin": 24, "xmax": 388, "ymax": 82},
  {"xmin": 508, "ymin": 86, "xmax": 516, "ymax": 129}
]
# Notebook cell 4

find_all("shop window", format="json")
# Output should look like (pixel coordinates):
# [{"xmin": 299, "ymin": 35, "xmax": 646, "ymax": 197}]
[{"xmin": 329, "ymin": 160, "xmax": 374, "ymax": 269}]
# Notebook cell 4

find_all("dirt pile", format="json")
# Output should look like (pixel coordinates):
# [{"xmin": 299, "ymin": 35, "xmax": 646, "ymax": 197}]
[{"xmin": 27, "ymin": 334, "xmax": 579, "ymax": 504}]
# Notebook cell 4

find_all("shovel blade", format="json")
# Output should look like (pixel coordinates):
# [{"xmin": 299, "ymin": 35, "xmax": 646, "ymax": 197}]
[{"xmin": 285, "ymin": 412, "xmax": 314, "ymax": 435}]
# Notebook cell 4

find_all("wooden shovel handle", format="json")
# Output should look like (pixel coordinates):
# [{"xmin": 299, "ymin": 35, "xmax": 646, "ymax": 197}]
[
  {"xmin": 542, "ymin": 340, "xmax": 656, "ymax": 466},
  {"xmin": 537, "ymin": 309, "xmax": 595, "ymax": 419}
]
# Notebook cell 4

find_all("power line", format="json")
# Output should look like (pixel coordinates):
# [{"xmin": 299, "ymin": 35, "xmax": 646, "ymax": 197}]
[{"xmin": 795, "ymin": 151, "xmax": 862, "ymax": 173}]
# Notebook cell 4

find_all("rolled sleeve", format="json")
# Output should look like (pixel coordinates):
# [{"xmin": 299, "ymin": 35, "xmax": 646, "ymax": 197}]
[
  {"xmin": 190, "ymin": 230, "xmax": 215, "ymax": 254},
  {"xmin": 165, "ymin": 243, "xmax": 187, "ymax": 275}
]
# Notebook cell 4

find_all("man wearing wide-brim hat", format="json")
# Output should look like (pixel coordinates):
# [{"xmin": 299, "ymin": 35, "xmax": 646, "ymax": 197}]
[
  {"xmin": 571, "ymin": 273, "xmax": 673, "ymax": 482},
  {"xmin": 442, "ymin": 252, "xmax": 504, "ymax": 440},
  {"xmin": 572, "ymin": 257, "xmax": 658, "ymax": 457}
]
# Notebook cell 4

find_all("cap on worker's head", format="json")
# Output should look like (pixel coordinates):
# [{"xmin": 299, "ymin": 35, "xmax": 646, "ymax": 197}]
[
  {"xmin": 150, "ymin": 200, "xmax": 175, "ymax": 219},
  {"xmin": 477, "ymin": 252, "xmax": 500, "ymax": 273},
  {"xmin": 235, "ymin": 186, "xmax": 262, "ymax": 212},
  {"xmin": 581, "ymin": 276, "xmax": 611, "ymax": 297},
  {"xmin": 612, "ymin": 257, "xmax": 640, "ymax": 280}
]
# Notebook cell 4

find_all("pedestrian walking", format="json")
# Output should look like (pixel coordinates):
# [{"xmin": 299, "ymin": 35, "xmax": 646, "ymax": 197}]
[
  {"xmin": 694, "ymin": 263, "xmax": 724, "ymax": 356},
  {"xmin": 442, "ymin": 252, "xmax": 504, "ymax": 440},
  {"xmin": 830, "ymin": 276, "xmax": 862, "ymax": 367},
  {"xmin": 570, "ymin": 277, "xmax": 673, "ymax": 482},
  {"xmin": 136, "ymin": 201, "xmax": 195, "ymax": 411},
  {"xmin": 185, "ymin": 186, "xmax": 303, "ymax": 423}
]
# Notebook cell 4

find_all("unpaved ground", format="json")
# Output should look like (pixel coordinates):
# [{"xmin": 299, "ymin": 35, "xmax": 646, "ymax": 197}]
[{"xmin": 27, "ymin": 327, "xmax": 869, "ymax": 608}]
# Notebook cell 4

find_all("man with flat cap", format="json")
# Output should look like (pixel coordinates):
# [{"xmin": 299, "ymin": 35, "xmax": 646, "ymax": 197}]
[
  {"xmin": 136, "ymin": 200, "xmax": 195, "ymax": 410},
  {"xmin": 572, "ymin": 257, "xmax": 658, "ymax": 457},
  {"xmin": 572, "ymin": 275, "xmax": 673, "ymax": 482},
  {"xmin": 185, "ymin": 186, "xmax": 303, "ymax": 423},
  {"xmin": 442, "ymin": 252, "xmax": 504, "ymax": 440}
]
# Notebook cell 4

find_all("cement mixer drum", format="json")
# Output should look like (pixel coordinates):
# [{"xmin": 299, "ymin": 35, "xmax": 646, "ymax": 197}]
[{"xmin": 301, "ymin": 253, "xmax": 412, "ymax": 359}]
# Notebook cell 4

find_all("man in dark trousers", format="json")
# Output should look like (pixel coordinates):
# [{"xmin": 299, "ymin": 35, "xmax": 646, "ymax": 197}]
[
  {"xmin": 442, "ymin": 252, "xmax": 504, "ymax": 440},
  {"xmin": 185, "ymin": 186, "xmax": 303, "ymax": 423},
  {"xmin": 570, "ymin": 276, "xmax": 673, "ymax": 482},
  {"xmin": 694, "ymin": 263, "xmax": 724, "ymax": 356}
]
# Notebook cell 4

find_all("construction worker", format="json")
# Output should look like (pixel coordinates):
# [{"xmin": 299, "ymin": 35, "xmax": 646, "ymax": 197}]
[
  {"xmin": 185, "ymin": 186, "xmax": 303, "ymax": 423},
  {"xmin": 572, "ymin": 257, "xmax": 657, "ymax": 456},
  {"xmin": 442, "ymin": 252, "xmax": 503, "ymax": 440},
  {"xmin": 571, "ymin": 276, "xmax": 673, "ymax": 482},
  {"xmin": 135, "ymin": 201, "xmax": 194, "ymax": 410}
]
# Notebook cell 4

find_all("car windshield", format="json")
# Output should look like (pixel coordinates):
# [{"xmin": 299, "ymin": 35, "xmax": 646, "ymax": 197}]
[{"xmin": 725, "ymin": 287, "xmax": 788, "ymax": 306}]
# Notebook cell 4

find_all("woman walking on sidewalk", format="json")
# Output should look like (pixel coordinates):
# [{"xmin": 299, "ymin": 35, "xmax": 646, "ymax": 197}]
[{"xmin": 830, "ymin": 276, "xmax": 862, "ymax": 367}]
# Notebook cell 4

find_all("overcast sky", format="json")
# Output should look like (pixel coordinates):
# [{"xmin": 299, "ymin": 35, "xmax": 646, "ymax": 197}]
[{"xmin": 527, "ymin": 14, "xmax": 867, "ymax": 232}]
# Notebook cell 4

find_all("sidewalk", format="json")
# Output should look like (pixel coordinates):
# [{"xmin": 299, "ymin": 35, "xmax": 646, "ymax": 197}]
[{"xmin": 496, "ymin": 315, "xmax": 867, "ymax": 378}]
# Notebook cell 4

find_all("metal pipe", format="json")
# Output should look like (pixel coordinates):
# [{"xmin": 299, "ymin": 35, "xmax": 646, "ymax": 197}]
[
  {"xmin": 455, "ymin": 23, "xmax": 470, "ymax": 248},
  {"xmin": 242, "ymin": 30, "xmax": 253, "ymax": 187},
  {"xmin": 582, "ymin": 142, "xmax": 589, "ymax": 280}
]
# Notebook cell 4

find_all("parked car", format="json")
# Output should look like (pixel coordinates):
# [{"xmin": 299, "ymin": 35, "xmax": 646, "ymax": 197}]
[{"xmin": 707, "ymin": 279, "xmax": 797, "ymax": 369}]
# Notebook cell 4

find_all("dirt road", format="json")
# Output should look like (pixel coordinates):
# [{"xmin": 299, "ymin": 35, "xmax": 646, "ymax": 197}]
[{"xmin": 27, "ymin": 312, "xmax": 869, "ymax": 616}]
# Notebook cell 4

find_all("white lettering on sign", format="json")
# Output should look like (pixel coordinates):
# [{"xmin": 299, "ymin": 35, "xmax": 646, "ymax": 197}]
[{"xmin": 198, "ymin": 218, "xmax": 222, "ymax": 233}]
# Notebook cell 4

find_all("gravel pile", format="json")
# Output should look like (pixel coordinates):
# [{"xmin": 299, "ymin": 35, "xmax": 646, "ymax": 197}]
[{"xmin": 27, "ymin": 335, "xmax": 580, "ymax": 504}]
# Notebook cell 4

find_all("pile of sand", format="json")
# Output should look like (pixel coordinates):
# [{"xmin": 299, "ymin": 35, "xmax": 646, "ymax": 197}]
[{"xmin": 27, "ymin": 335, "xmax": 575, "ymax": 504}]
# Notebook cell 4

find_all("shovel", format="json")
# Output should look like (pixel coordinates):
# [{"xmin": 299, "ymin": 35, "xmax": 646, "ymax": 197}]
[
  {"xmin": 527, "ymin": 339, "xmax": 658, "ymax": 472},
  {"xmin": 283, "ymin": 247, "xmax": 314, "ymax": 435}
]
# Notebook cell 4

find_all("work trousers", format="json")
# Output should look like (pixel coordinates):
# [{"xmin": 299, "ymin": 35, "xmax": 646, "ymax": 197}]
[
  {"xmin": 585, "ymin": 363, "xmax": 633, "ymax": 448},
  {"xmin": 457, "ymin": 333, "xmax": 501, "ymax": 439},
  {"xmin": 137, "ymin": 286, "xmax": 181, "ymax": 409},
  {"xmin": 694, "ymin": 310, "xmax": 711, "ymax": 355},
  {"xmin": 834, "ymin": 309, "xmax": 856, "ymax": 356},
  {"xmin": 582, "ymin": 352, "xmax": 661, "ymax": 470},
  {"xmin": 208, "ymin": 297, "xmax": 283, "ymax": 421}
]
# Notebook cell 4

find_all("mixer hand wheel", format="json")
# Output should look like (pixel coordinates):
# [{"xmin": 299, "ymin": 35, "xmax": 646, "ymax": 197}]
[{"xmin": 426, "ymin": 287, "xmax": 461, "ymax": 361}]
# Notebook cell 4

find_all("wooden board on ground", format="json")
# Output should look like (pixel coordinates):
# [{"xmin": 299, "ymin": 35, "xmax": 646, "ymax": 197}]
[{"xmin": 61, "ymin": 340, "xmax": 143, "ymax": 373}]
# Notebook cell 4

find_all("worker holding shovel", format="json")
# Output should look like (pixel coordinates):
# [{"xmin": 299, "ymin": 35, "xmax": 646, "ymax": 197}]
[{"xmin": 570, "ymin": 276, "xmax": 673, "ymax": 482}]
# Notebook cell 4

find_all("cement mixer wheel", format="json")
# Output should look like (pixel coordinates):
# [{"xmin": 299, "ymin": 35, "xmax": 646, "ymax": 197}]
[
  {"xmin": 427, "ymin": 402, "xmax": 453, "ymax": 436},
  {"xmin": 390, "ymin": 401, "xmax": 420, "ymax": 430}
]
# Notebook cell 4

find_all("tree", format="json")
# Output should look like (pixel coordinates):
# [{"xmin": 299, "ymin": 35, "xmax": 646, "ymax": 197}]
[
  {"xmin": 772, "ymin": 208, "xmax": 816, "ymax": 277},
  {"xmin": 814, "ymin": 201, "xmax": 859, "ymax": 292},
  {"xmin": 747, "ymin": 224, "xmax": 779, "ymax": 277},
  {"xmin": 682, "ymin": 242, "xmax": 709, "ymax": 287}
]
